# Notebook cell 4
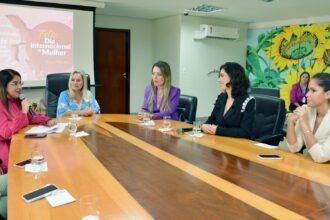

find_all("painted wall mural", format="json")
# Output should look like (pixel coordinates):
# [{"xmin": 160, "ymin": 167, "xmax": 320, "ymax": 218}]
[{"xmin": 246, "ymin": 22, "xmax": 330, "ymax": 110}]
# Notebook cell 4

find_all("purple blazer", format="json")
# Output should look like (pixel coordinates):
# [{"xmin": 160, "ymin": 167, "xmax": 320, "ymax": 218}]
[
  {"xmin": 290, "ymin": 83, "xmax": 308, "ymax": 104},
  {"xmin": 141, "ymin": 85, "xmax": 181, "ymax": 120}
]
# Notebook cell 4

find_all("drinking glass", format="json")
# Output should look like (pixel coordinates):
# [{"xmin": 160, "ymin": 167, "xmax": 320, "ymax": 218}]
[
  {"xmin": 80, "ymin": 195, "xmax": 100, "ymax": 220},
  {"xmin": 142, "ymin": 112, "xmax": 151, "ymax": 123},
  {"xmin": 71, "ymin": 113, "xmax": 79, "ymax": 120},
  {"xmin": 193, "ymin": 121, "xmax": 202, "ymax": 135},
  {"xmin": 68, "ymin": 118, "xmax": 78, "ymax": 136},
  {"xmin": 163, "ymin": 116, "xmax": 171, "ymax": 129},
  {"xmin": 31, "ymin": 147, "xmax": 45, "ymax": 172}
]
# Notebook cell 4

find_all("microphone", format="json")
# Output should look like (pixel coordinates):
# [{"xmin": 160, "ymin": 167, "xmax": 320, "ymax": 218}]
[
  {"xmin": 176, "ymin": 127, "xmax": 193, "ymax": 134},
  {"xmin": 19, "ymin": 94, "xmax": 36, "ymax": 117}
]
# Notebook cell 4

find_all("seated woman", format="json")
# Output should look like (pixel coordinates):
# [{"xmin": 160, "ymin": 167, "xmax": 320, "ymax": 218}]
[
  {"xmin": 289, "ymin": 71, "xmax": 310, "ymax": 112},
  {"xmin": 286, "ymin": 73, "xmax": 330, "ymax": 163},
  {"xmin": 0, "ymin": 69, "xmax": 56, "ymax": 173},
  {"xmin": 137, "ymin": 61, "xmax": 180, "ymax": 120},
  {"xmin": 57, "ymin": 70, "xmax": 100, "ymax": 117},
  {"xmin": 201, "ymin": 62, "xmax": 255, "ymax": 138}
]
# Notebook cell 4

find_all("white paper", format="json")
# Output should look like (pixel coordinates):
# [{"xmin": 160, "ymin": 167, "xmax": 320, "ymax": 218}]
[
  {"xmin": 73, "ymin": 131, "xmax": 89, "ymax": 137},
  {"xmin": 69, "ymin": 117, "xmax": 82, "ymax": 121},
  {"xmin": 159, "ymin": 127, "xmax": 173, "ymax": 132},
  {"xmin": 188, "ymin": 133, "xmax": 204, "ymax": 138},
  {"xmin": 25, "ymin": 162, "xmax": 48, "ymax": 173},
  {"xmin": 255, "ymin": 143, "xmax": 278, "ymax": 149},
  {"xmin": 25, "ymin": 123, "xmax": 67, "ymax": 134},
  {"xmin": 46, "ymin": 189, "xmax": 76, "ymax": 207},
  {"xmin": 142, "ymin": 120, "xmax": 155, "ymax": 126}
]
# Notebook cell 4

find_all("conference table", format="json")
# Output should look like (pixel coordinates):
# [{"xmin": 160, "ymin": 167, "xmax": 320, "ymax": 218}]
[{"xmin": 8, "ymin": 114, "xmax": 330, "ymax": 219}]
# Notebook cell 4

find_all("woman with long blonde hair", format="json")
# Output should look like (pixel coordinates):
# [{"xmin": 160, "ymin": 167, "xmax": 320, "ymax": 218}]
[
  {"xmin": 137, "ymin": 61, "xmax": 180, "ymax": 120},
  {"xmin": 57, "ymin": 70, "xmax": 100, "ymax": 117}
]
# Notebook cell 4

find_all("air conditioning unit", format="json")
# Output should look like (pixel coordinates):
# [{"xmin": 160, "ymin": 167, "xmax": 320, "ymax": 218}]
[{"xmin": 194, "ymin": 24, "xmax": 239, "ymax": 40}]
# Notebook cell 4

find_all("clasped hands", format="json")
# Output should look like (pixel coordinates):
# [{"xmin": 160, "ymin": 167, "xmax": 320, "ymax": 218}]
[
  {"xmin": 201, "ymin": 124, "xmax": 217, "ymax": 135},
  {"xmin": 288, "ymin": 106, "xmax": 308, "ymax": 124},
  {"xmin": 79, "ymin": 107, "xmax": 94, "ymax": 116}
]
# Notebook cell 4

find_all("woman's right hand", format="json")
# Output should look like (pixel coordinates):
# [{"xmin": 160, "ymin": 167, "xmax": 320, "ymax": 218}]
[{"xmin": 21, "ymin": 99, "xmax": 30, "ymax": 114}]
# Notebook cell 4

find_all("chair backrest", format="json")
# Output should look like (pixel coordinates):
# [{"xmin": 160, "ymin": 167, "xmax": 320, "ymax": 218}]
[
  {"xmin": 177, "ymin": 95, "xmax": 198, "ymax": 124},
  {"xmin": 252, "ymin": 94, "xmax": 286, "ymax": 143},
  {"xmin": 45, "ymin": 73, "xmax": 90, "ymax": 118},
  {"xmin": 250, "ymin": 87, "xmax": 280, "ymax": 97}
]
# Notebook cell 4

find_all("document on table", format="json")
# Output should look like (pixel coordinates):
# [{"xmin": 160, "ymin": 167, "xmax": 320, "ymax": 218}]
[
  {"xmin": 255, "ymin": 143, "xmax": 278, "ymax": 149},
  {"xmin": 46, "ymin": 189, "xmax": 76, "ymax": 207},
  {"xmin": 25, "ymin": 123, "xmax": 67, "ymax": 134}
]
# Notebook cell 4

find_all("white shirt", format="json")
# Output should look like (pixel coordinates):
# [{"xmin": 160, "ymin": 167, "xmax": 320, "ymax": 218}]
[{"xmin": 287, "ymin": 105, "xmax": 330, "ymax": 163}]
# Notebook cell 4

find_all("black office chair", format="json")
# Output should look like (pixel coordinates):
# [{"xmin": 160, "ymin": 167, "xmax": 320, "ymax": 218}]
[
  {"xmin": 250, "ymin": 87, "xmax": 280, "ymax": 97},
  {"xmin": 45, "ymin": 73, "xmax": 90, "ymax": 118},
  {"xmin": 252, "ymin": 94, "xmax": 286, "ymax": 146},
  {"xmin": 176, "ymin": 95, "xmax": 198, "ymax": 124}
]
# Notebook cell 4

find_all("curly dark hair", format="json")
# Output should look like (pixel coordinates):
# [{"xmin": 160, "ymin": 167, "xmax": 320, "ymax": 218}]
[{"xmin": 219, "ymin": 62, "xmax": 250, "ymax": 98}]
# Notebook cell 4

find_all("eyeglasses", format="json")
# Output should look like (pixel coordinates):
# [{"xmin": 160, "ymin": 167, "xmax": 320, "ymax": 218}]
[{"xmin": 9, "ymin": 81, "xmax": 24, "ymax": 87}]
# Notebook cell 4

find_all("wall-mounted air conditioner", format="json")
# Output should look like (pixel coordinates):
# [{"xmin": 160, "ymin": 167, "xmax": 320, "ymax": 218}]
[{"xmin": 194, "ymin": 24, "xmax": 239, "ymax": 40}]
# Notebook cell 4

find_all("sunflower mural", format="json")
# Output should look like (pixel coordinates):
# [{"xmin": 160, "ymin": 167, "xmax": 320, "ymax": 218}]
[{"xmin": 246, "ymin": 22, "xmax": 330, "ymax": 110}]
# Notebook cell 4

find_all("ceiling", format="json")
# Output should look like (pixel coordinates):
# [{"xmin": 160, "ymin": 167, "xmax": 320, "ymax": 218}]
[{"xmin": 96, "ymin": 0, "xmax": 330, "ymax": 24}]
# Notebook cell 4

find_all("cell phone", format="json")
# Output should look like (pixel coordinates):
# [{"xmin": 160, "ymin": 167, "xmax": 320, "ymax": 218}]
[
  {"xmin": 22, "ymin": 184, "xmax": 58, "ymax": 203},
  {"xmin": 258, "ymin": 154, "xmax": 282, "ymax": 159},
  {"xmin": 24, "ymin": 133, "xmax": 47, "ymax": 139},
  {"xmin": 14, "ymin": 159, "xmax": 31, "ymax": 168}
]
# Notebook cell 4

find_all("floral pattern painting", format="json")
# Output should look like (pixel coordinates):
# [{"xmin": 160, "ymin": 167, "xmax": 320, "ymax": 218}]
[{"xmin": 246, "ymin": 22, "xmax": 330, "ymax": 110}]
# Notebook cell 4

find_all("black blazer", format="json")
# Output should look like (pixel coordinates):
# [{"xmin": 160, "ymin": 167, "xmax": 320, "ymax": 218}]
[{"xmin": 205, "ymin": 93, "xmax": 255, "ymax": 138}]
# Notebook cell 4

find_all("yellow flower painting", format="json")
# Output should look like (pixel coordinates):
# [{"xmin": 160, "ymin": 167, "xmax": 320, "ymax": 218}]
[{"xmin": 247, "ymin": 22, "xmax": 330, "ymax": 111}]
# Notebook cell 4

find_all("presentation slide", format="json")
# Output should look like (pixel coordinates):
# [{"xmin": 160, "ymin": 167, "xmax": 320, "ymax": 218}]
[
  {"xmin": 0, "ymin": 3, "xmax": 94, "ymax": 87},
  {"xmin": 0, "ymin": 4, "xmax": 73, "ymax": 82}
]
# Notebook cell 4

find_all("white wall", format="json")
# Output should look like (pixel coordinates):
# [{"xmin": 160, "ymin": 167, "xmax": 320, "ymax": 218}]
[
  {"xmin": 179, "ymin": 16, "xmax": 248, "ymax": 117},
  {"xmin": 152, "ymin": 16, "xmax": 181, "ymax": 86},
  {"xmin": 23, "ymin": 14, "xmax": 247, "ymax": 118},
  {"xmin": 95, "ymin": 15, "xmax": 153, "ymax": 113}
]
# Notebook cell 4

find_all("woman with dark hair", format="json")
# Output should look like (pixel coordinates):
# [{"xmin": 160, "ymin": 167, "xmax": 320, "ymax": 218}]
[
  {"xmin": 0, "ymin": 69, "xmax": 56, "ymax": 173},
  {"xmin": 289, "ymin": 71, "xmax": 310, "ymax": 112},
  {"xmin": 201, "ymin": 62, "xmax": 255, "ymax": 138},
  {"xmin": 137, "ymin": 61, "xmax": 181, "ymax": 120},
  {"xmin": 287, "ymin": 73, "xmax": 330, "ymax": 163}
]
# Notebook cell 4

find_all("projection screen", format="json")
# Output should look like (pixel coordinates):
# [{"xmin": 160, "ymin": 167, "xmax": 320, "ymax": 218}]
[{"xmin": 0, "ymin": 2, "xmax": 95, "ymax": 86}]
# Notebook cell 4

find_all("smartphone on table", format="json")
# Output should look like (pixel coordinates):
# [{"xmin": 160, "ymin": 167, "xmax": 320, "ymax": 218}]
[
  {"xmin": 22, "ymin": 184, "xmax": 58, "ymax": 203},
  {"xmin": 258, "ymin": 154, "xmax": 282, "ymax": 160},
  {"xmin": 14, "ymin": 159, "xmax": 31, "ymax": 168}
]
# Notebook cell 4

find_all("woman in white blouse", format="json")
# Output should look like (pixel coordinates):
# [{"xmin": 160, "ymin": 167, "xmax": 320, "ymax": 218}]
[{"xmin": 286, "ymin": 73, "xmax": 330, "ymax": 163}]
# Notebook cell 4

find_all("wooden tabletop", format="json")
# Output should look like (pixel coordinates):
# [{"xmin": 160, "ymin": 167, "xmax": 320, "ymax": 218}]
[{"xmin": 8, "ymin": 114, "xmax": 330, "ymax": 219}]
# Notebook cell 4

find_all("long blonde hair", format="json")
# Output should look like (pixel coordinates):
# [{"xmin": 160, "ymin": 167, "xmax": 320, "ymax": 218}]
[
  {"xmin": 68, "ymin": 70, "xmax": 91, "ymax": 102},
  {"xmin": 148, "ymin": 61, "xmax": 172, "ymax": 112}
]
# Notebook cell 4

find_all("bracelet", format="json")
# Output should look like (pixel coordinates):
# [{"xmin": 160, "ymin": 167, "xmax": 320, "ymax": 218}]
[{"xmin": 303, "ymin": 130, "xmax": 312, "ymax": 134}]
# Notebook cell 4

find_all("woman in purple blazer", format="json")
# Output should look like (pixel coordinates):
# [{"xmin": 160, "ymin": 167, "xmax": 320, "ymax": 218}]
[
  {"xmin": 289, "ymin": 72, "xmax": 310, "ymax": 112},
  {"xmin": 137, "ymin": 61, "xmax": 181, "ymax": 120}
]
